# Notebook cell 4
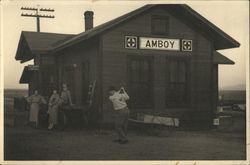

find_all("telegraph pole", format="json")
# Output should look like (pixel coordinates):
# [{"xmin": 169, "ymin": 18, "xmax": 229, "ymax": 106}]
[{"xmin": 21, "ymin": 6, "xmax": 55, "ymax": 32}]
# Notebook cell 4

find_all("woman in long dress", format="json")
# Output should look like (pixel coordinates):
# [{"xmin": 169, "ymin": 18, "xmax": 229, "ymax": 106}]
[
  {"xmin": 26, "ymin": 90, "xmax": 46, "ymax": 128},
  {"xmin": 47, "ymin": 90, "xmax": 60, "ymax": 130}
]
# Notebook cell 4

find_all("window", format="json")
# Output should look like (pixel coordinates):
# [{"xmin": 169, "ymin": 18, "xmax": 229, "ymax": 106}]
[
  {"xmin": 152, "ymin": 16, "xmax": 169, "ymax": 35},
  {"xmin": 128, "ymin": 56, "xmax": 153, "ymax": 109},
  {"xmin": 166, "ymin": 58, "xmax": 188, "ymax": 107},
  {"xmin": 41, "ymin": 56, "xmax": 54, "ymax": 65},
  {"xmin": 40, "ymin": 65, "xmax": 55, "ymax": 97}
]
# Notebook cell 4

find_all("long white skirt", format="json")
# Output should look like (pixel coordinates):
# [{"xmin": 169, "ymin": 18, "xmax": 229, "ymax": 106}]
[
  {"xmin": 48, "ymin": 105, "xmax": 59, "ymax": 125},
  {"xmin": 29, "ymin": 103, "xmax": 39, "ymax": 122}
]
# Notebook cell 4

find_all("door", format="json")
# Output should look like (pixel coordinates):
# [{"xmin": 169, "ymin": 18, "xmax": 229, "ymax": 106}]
[
  {"xmin": 128, "ymin": 56, "xmax": 153, "ymax": 109},
  {"xmin": 166, "ymin": 57, "xmax": 189, "ymax": 107}
]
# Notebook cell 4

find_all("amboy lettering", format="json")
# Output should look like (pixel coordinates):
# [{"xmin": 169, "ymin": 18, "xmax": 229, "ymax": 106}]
[
  {"xmin": 145, "ymin": 40, "xmax": 175, "ymax": 48},
  {"xmin": 140, "ymin": 37, "xmax": 180, "ymax": 50}
]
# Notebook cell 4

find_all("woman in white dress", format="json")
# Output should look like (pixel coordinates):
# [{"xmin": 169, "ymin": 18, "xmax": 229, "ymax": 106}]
[{"xmin": 26, "ymin": 90, "xmax": 46, "ymax": 128}]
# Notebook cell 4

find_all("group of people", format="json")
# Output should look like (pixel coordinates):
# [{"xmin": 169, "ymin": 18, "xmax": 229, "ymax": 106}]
[
  {"xmin": 26, "ymin": 84, "xmax": 72, "ymax": 130},
  {"xmin": 26, "ymin": 83, "xmax": 131, "ymax": 144}
]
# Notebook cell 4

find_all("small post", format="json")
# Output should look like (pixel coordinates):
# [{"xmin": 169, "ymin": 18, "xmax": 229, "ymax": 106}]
[{"xmin": 37, "ymin": 16, "xmax": 40, "ymax": 32}]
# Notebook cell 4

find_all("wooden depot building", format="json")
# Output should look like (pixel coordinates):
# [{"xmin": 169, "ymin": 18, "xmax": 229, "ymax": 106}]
[{"xmin": 15, "ymin": 4, "xmax": 240, "ymax": 128}]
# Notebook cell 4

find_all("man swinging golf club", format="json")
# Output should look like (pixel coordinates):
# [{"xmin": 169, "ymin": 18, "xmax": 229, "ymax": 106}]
[{"xmin": 108, "ymin": 86, "xmax": 130, "ymax": 144}]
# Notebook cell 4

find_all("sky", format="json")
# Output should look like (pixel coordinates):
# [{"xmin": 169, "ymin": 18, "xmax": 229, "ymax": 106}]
[{"xmin": 1, "ymin": 0, "xmax": 249, "ymax": 90}]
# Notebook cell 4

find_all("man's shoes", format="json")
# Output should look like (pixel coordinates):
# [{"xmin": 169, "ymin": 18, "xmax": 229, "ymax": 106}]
[
  {"xmin": 48, "ymin": 124, "xmax": 54, "ymax": 130},
  {"xmin": 113, "ymin": 139, "xmax": 121, "ymax": 143},
  {"xmin": 119, "ymin": 139, "xmax": 129, "ymax": 144}
]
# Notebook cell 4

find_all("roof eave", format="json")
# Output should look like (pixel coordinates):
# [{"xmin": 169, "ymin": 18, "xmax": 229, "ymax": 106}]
[
  {"xmin": 15, "ymin": 32, "xmax": 25, "ymax": 61},
  {"xmin": 215, "ymin": 61, "xmax": 235, "ymax": 65},
  {"xmin": 215, "ymin": 41, "xmax": 240, "ymax": 50},
  {"xmin": 19, "ymin": 66, "xmax": 33, "ymax": 84},
  {"xmin": 15, "ymin": 32, "xmax": 35, "ymax": 63},
  {"xmin": 213, "ymin": 51, "xmax": 235, "ymax": 65},
  {"xmin": 180, "ymin": 5, "xmax": 241, "ymax": 50},
  {"xmin": 53, "ymin": 5, "xmax": 155, "ymax": 52}
]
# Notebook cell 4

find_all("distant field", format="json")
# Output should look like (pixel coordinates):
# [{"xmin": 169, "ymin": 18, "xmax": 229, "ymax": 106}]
[
  {"xmin": 4, "ymin": 89, "xmax": 28, "ymax": 99},
  {"xmin": 219, "ymin": 90, "xmax": 246, "ymax": 104},
  {"xmin": 4, "ymin": 89, "xmax": 28, "ymax": 114}
]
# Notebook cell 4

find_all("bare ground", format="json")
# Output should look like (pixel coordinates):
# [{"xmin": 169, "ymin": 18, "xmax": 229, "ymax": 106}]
[{"xmin": 4, "ymin": 112, "xmax": 246, "ymax": 160}]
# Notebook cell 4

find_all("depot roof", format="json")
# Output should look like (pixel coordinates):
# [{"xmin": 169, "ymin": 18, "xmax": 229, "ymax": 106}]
[
  {"xmin": 15, "ymin": 31, "xmax": 75, "ymax": 63},
  {"xmin": 15, "ymin": 4, "xmax": 240, "ymax": 63},
  {"xmin": 53, "ymin": 4, "xmax": 240, "ymax": 51}
]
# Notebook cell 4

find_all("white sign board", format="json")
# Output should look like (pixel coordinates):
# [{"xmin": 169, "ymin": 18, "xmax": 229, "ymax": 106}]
[
  {"xmin": 140, "ymin": 37, "xmax": 180, "ymax": 51},
  {"xmin": 213, "ymin": 118, "xmax": 220, "ymax": 125}
]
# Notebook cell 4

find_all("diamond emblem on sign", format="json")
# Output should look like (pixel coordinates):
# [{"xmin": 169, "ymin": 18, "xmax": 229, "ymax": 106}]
[
  {"xmin": 182, "ymin": 39, "xmax": 192, "ymax": 51},
  {"xmin": 125, "ymin": 36, "xmax": 137, "ymax": 49}
]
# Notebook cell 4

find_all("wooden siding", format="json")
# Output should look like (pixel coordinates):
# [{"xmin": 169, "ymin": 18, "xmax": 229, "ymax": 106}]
[
  {"xmin": 101, "ymin": 7, "xmax": 214, "ymax": 123},
  {"xmin": 56, "ymin": 38, "xmax": 100, "ymax": 106},
  {"xmin": 213, "ymin": 64, "xmax": 219, "ymax": 114},
  {"xmin": 38, "ymin": 54, "xmax": 56, "ymax": 98},
  {"xmin": 28, "ymin": 54, "xmax": 42, "ymax": 96}
]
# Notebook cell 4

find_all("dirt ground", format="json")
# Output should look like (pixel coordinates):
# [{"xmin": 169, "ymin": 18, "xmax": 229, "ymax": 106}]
[{"xmin": 4, "ymin": 112, "xmax": 246, "ymax": 160}]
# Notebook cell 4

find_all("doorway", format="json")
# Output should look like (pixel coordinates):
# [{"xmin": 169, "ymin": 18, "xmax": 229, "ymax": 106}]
[{"xmin": 128, "ymin": 56, "xmax": 153, "ymax": 109}]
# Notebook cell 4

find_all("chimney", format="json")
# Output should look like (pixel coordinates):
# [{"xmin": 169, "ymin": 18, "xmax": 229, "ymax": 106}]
[{"xmin": 84, "ymin": 11, "xmax": 94, "ymax": 31}]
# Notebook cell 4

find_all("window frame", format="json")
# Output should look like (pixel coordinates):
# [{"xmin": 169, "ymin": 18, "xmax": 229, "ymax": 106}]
[
  {"xmin": 127, "ymin": 55, "xmax": 154, "ymax": 109},
  {"xmin": 151, "ymin": 15, "xmax": 169, "ymax": 35},
  {"xmin": 40, "ymin": 56, "xmax": 55, "ymax": 65},
  {"xmin": 39, "ymin": 65, "xmax": 55, "ymax": 97},
  {"xmin": 165, "ymin": 56, "xmax": 190, "ymax": 108}
]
